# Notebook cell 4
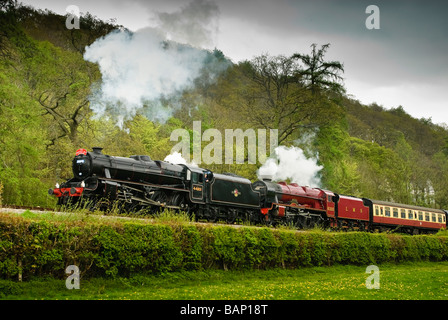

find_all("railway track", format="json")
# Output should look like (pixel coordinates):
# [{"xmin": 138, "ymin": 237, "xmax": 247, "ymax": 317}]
[{"xmin": 1, "ymin": 205, "xmax": 58, "ymax": 212}]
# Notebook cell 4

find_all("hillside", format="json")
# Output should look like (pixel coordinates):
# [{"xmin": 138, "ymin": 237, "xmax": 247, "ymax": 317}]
[{"xmin": 1, "ymin": 3, "xmax": 448, "ymax": 210}]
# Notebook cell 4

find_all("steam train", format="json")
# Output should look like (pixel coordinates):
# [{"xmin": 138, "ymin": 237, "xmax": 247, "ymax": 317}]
[{"xmin": 49, "ymin": 148, "xmax": 447, "ymax": 234}]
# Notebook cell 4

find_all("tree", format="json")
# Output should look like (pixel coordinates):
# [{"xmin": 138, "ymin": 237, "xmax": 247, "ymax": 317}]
[
  {"xmin": 215, "ymin": 55, "xmax": 310, "ymax": 145},
  {"xmin": 66, "ymin": 12, "xmax": 121, "ymax": 54},
  {"xmin": 292, "ymin": 43, "xmax": 345, "ymax": 96},
  {"xmin": 219, "ymin": 50, "xmax": 344, "ymax": 145},
  {"xmin": 241, "ymin": 54, "xmax": 314, "ymax": 144},
  {"xmin": 27, "ymin": 41, "xmax": 99, "ymax": 146},
  {"xmin": 0, "ymin": 63, "xmax": 49, "ymax": 205}
]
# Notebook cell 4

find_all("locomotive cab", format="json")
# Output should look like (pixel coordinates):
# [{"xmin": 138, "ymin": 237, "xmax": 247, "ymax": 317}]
[{"xmin": 182, "ymin": 166, "xmax": 207, "ymax": 203}]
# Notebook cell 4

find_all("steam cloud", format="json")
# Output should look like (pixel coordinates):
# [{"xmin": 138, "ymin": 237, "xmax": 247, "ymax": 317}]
[
  {"xmin": 257, "ymin": 146, "xmax": 323, "ymax": 187},
  {"xmin": 83, "ymin": 0, "xmax": 223, "ymax": 127},
  {"xmin": 164, "ymin": 151, "xmax": 198, "ymax": 167}
]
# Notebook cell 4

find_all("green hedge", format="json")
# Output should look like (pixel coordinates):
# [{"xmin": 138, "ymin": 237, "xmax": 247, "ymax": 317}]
[{"xmin": 0, "ymin": 214, "xmax": 447, "ymax": 280}]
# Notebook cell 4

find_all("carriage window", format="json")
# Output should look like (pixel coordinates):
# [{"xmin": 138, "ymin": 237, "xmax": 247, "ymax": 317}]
[
  {"xmin": 418, "ymin": 211, "xmax": 423, "ymax": 221},
  {"xmin": 385, "ymin": 207, "xmax": 390, "ymax": 217},
  {"xmin": 380, "ymin": 207, "xmax": 384, "ymax": 216},
  {"xmin": 375, "ymin": 206, "xmax": 379, "ymax": 216},
  {"xmin": 393, "ymin": 208, "xmax": 398, "ymax": 218},
  {"xmin": 432, "ymin": 213, "xmax": 436, "ymax": 222},
  {"xmin": 400, "ymin": 209, "xmax": 406, "ymax": 219},
  {"xmin": 408, "ymin": 210, "xmax": 413, "ymax": 220},
  {"xmin": 425, "ymin": 213, "xmax": 430, "ymax": 221}
]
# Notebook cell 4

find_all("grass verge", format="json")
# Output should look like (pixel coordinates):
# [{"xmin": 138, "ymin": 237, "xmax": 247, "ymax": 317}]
[{"xmin": 1, "ymin": 261, "xmax": 447, "ymax": 300}]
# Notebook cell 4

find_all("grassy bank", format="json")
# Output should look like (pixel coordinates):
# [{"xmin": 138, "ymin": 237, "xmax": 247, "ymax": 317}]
[{"xmin": 1, "ymin": 261, "xmax": 447, "ymax": 300}]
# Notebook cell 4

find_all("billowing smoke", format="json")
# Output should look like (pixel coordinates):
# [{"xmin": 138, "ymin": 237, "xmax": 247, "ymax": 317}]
[
  {"xmin": 83, "ymin": 0, "xmax": 224, "ymax": 127},
  {"xmin": 164, "ymin": 151, "xmax": 198, "ymax": 167},
  {"xmin": 257, "ymin": 146, "xmax": 323, "ymax": 187}
]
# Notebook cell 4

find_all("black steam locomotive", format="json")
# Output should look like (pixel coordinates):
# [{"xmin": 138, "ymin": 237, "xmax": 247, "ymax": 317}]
[
  {"xmin": 50, "ymin": 148, "xmax": 447, "ymax": 234},
  {"xmin": 50, "ymin": 148, "xmax": 265, "ymax": 223}
]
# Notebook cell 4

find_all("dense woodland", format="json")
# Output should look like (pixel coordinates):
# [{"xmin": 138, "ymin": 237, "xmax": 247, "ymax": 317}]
[{"xmin": 2, "ymin": 2, "xmax": 448, "ymax": 210}]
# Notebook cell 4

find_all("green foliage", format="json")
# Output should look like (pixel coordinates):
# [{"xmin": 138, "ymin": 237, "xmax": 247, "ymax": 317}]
[
  {"xmin": 1, "ymin": 212, "xmax": 447, "ymax": 280},
  {"xmin": 0, "ymin": 62, "xmax": 49, "ymax": 206},
  {"xmin": 0, "ymin": 182, "xmax": 3, "ymax": 207},
  {"xmin": 2, "ymin": 3, "xmax": 448, "ymax": 212},
  {"xmin": 93, "ymin": 224, "xmax": 183, "ymax": 277}
]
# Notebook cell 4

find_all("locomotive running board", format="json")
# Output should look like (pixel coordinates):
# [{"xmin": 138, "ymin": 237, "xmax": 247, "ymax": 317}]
[{"xmin": 270, "ymin": 202, "xmax": 327, "ymax": 213}]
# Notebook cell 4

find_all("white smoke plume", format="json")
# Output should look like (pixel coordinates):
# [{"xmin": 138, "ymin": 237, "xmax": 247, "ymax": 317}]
[
  {"xmin": 164, "ymin": 151, "xmax": 198, "ymax": 167},
  {"xmin": 257, "ymin": 146, "xmax": 323, "ymax": 187},
  {"xmin": 83, "ymin": 0, "xmax": 223, "ymax": 127}
]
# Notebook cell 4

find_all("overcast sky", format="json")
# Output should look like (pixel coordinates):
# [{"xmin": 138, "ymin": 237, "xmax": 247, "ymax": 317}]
[{"xmin": 27, "ymin": 0, "xmax": 448, "ymax": 124}]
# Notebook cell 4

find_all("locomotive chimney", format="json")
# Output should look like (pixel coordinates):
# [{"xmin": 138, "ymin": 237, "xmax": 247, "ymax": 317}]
[{"xmin": 92, "ymin": 147, "xmax": 103, "ymax": 154}]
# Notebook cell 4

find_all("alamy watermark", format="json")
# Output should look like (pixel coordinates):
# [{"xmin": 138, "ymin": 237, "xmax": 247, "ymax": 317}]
[
  {"xmin": 65, "ymin": 265, "xmax": 80, "ymax": 289},
  {"xmin": 365, "ymin": 5, "xmax": 380, "ymax": 30},
  {"xmin": 65, "ymin": 5, "xmax": 80, "ymax": 30},
  {"xmin": 170, "ymin": 121, "xmax": 278, "ymax": 165},
  {"xmin": 365, "ymin": 265, "xmax": 380, "ymax": 289}
]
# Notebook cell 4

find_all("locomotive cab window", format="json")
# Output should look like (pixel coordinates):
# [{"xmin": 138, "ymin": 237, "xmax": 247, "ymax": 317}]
[
  {"xmin": 192, "ymin": 172, "xmax": 203, "ymax": 184},
  {"xmin": 204, "ymin": 171, "xmax": 213, "ymax": 183}
]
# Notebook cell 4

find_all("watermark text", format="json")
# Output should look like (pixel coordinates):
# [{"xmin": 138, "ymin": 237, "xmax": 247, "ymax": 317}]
[
  {"xmin": 65, "ymin": 264, "xmax": 80, "ymax": 289},
  {"xmin": 65, "ymin": 5, "xmax": 80, "ymax": 30},
  {"xmin": 170, "ymin": 121, "xmax": 278, "ymax": 165},
  {"xmin": 365, "ymin": 5, "xmax": 380, "ymax": 30},
  {"xmin": 365, "ymin": 265, "xmax": 380, "ymax": 289}
]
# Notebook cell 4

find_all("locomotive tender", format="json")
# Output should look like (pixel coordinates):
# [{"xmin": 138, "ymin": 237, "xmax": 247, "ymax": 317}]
[{"xmin": 49, "ymin": 148, "xmax": 447, "ymax": 234}]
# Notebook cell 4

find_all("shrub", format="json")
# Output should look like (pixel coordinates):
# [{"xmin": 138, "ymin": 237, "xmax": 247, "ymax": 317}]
[
  {"xmin": 176, "ymin": 225, "xmax": 203, "ymax": 270},
  {"xmin": 210, "ymin": 226, "xmax": 245, "ymax": 270},
  {"xmin": 92, "ymin": 223, "xmax": 183, "ymax": 277},
  {"xmin": 1, "ymin": 212, "xmax": 448, "ymax": 280}
]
